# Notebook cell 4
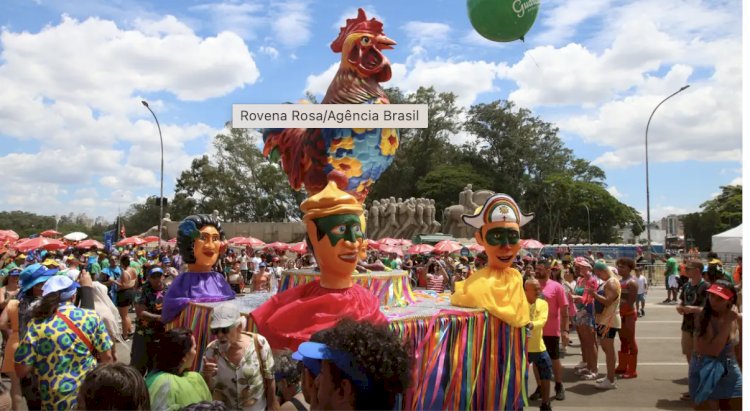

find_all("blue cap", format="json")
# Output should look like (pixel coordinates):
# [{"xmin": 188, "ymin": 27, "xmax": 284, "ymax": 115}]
[
  {"xmin": 293, "ymin": 342, "xmax": 370, "ymax": 389},
  {"xmin": 149, "ymin": 267, "xmax": 164, "ymax": 276},
  {"xmin": 19, "ymin": 264, "xmax": 58, "ymax": 293}
]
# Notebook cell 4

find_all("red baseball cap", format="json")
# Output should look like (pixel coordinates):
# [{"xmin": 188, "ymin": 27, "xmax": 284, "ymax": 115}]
[{"xmin": 707, "ymin": 283, "xmax": 735, "ymax": 300}]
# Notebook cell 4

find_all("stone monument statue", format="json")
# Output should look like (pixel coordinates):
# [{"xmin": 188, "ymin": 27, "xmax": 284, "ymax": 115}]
[{"xmin": 443, "ymin": 186, "xmax": 495, "ymax": 238}]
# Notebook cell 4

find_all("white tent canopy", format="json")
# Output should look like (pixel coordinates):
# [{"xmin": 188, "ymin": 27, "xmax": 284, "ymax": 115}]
[{"xmin": 711, "ymin": 224, "xmax": 742, "ymax": 254}]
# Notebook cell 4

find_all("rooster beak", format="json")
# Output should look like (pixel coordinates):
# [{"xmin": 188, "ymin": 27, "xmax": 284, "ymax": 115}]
[{"xmin": 376, "ymin": 35, "xmax": 396, "ymax": 50}]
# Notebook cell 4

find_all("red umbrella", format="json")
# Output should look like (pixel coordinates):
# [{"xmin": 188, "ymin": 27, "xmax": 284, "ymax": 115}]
[
  {"xmin": 433, "ymin": 240, "xmax": 462, "ymax": 254},
  {"xmin": 407, "ymin": 244, "xmax": 434, "ymax": 255},
  {"xmin": 234, "ymin": 237, "xmax": 266, "ymax": 247},
  {"xmin": 468, "ymin": 243, "xmax": 485, "ymax": 253},
  {"xmin": 227, "ymin": 236, "xmax": 246, "ymax": 244},
  {"xmin": 521, "ymin": 239, "xmax": 544, "ymax": 249},
  {"xmin": 116, "ymin": 236, "xmax": 147, "ymax": 247},
  {"xmin": 266, "ymin": 241, "xmax": 289, "ymax": 252},
  {"xmin": 367, "ymin": 240, "xmax": 381, "ymax": 250},
  {"xmin": 398, "ymin": 239, "xmax": 413, "ymax": 247},
  {"xmin": 40, "ymin": 229, "xmax": 62, "ymax": 237},
  {"xmin": 0, "ymin": 230, "xmax": 19, "ymax": 242},
  {"xmin": 167, "ymin": 238, "xmax": 177, "ymax": 244},
  {"xmin": 77, "ymin": 239, "xmax": 105, "ymax": 250},
  {"xmin": 15, "ymin": 237, "xmax": 66, "ymax": 252},
  {"xmin": 289, "ymin": 242, "xmax": 308, "ymax": 254},
  {"xmin": 142, "ymin": 236, "xmax": 160, "ymax": 243},
  {"xmin": 379, "ymin": 245, "xmax": 403, "ymax": 257},
  {"xmin": 378, "ymin": 237, "xmax": 401, "ymax": 246}
]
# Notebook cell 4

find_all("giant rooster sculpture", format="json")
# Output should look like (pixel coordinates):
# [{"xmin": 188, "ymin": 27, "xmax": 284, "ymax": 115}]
[{"xmin": 262, "ymin": 8, "xmax": 399, "ymax": 203}]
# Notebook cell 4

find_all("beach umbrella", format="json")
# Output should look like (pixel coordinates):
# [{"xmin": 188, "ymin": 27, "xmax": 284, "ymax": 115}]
[
  {"xmin": 379, "ymin": 245, "xmax": 403, "ymax": 257},
  {"xmin": 15, "ymin": 237, "xmax": 66, "ymax": 252},
  {"xmin": 40, "ymin": 229, "xmax": 62, "ymax": 237},
  {"xmin": 407, "ymin": 244, "xmax": 434, "ymax": 255},
  {"xmin": 227, "ymin": 237, "xmax": 246, "ymax": 244},
  {"xmin": 0, "ymin": 230, "xmax": 19, "ymax": 242},
  {"xmin": 433, "ymin": 240, "xmax": 462, "ymax": 254},
  {"xmin": 77, "ymin": 239, "xmax": 105, "ymax": 250},
  {"xmin": 520, "ymin": 239, "xmax": 544, "ymax": 249},
  {"xmin": 378, "ymin": 237, "xmax": 401, "ymax": 246},
  {"xmin": 468, "ymin": 243, "xmax": 485, "ymax": 253},
  {"xmin": 64, "ymin": 232, "xmax": 88, "ymax": 241},
  {"xmin": 116, "ymin": 236, "xmax": 147, "ymax": 247},
  {"xmin": 234, "ymin": 237, "xmax": 266, "ymax": 248},
  {"xmin": 289, "ymin": 242, "xmax": 308, "ymax": 254},
  {"xmin": 367, "ymin": 240, "xmax": 381, "ymax": 250},
  {"xmin": 398, "ymin": 239, "xmax": 413, "ymax": 247},
  {"xmin": 265, "ymin": 241, "xmax": 289, "ymax": 252},
  {"xmin": 143, "ymin": 236, "xmax": 160, "ymax": 243}
]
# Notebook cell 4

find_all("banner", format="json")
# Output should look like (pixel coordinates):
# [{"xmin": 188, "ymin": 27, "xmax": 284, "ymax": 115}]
[{"xmin": 103, "ymin": 229, "xmax": 115, "ymax": 252}]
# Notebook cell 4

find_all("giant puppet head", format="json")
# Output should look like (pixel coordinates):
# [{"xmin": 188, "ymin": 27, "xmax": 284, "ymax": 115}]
[
  {"xmin": 177, "ymin": 214, "xmax": 227, "ymax": 273},
  {"xmin": 462, "ymin": 194, "xmax": 533, "ymax": 270},
  {"xmin": 302, "ymin": 181, "xmax": 368, "ymax": 289}
]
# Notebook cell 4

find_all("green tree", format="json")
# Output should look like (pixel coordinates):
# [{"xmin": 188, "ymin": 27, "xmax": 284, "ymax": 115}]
[
  {"xmin": 122, "ymin": 196, "xmax": 165, "ymax": 236},
  {"xmin": 415, "ymin": 164, "xmax": 492, "ymax": 212},
  {"xmin": 370, "ymin": 87, "xmax": 463, "ymax": 201},
  {"xmin": 700, "ymin": 185, "xmax": 742, "ymax": 230},
  {"xmin": 173, "ymin": 124, "xmax": 304, "ymax": 222}
]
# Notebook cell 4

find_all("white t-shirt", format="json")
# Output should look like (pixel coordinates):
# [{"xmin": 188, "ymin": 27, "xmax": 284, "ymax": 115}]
[
  {"xmin": 636, "ymin": 275, "xmax": 647, "ymax": 295},
  {"xmin": 251, "ymin": 256, "xmax": 262, "ymax": 273},
  {"xmin": 239, "ymin": 255, "xmax": 249, "ymax": 271}
]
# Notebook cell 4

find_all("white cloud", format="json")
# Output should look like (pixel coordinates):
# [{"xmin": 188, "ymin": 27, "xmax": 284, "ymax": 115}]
[
  {"xmin": 270, "ymin": 1, "xmax": 312, "ymax": 48},
  {"xmin": 533, "ymin": 0, "xmax": 615, "ymax": 46},
  {"xmin": 189, "ymin": 2, "xmax": 266, "ymax": 41},
  {"xmin": 304, "ymin": 62, "xmax": 339, "ymax": 97},
  {"xmin": 401, "ymin": 21, "xmax": 450, "ymax": 46},
  {"xmin": 607, "ymin": 185, "xmax": 624, "ymax": 199},
  {"xmin": 641, "ymin": 205, "xmax": 693, "ymax": 221},
  {"xmin": 729, "ymin": 176, "xmax": 742, "ymax": 186},
  {"xmin": 259, "ymin": 45, "xmax": 279, "ymax": 59},
  {"xmin": 333, "ymin": 6, "xmax": 385, "ymax": 30}
]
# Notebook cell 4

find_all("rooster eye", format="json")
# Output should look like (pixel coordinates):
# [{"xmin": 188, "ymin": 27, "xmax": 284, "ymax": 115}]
[{"xmin": 360, "ymin": 37, "xmax": 371, "ymax": 45}]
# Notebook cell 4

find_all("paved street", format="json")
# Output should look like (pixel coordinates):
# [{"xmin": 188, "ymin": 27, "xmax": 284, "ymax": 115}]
[{"xmin": 528, "ymin": 287, "xmax": 697, "ymax": 411}]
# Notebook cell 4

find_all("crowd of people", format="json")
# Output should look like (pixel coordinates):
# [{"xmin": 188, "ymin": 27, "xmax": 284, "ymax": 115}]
[{"xmin": 0, "ymin": 242, "xmax": 742, "ymax": 410}]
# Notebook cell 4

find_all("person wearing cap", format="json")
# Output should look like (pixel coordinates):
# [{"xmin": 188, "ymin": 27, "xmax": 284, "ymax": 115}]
[
  {"xmin": 202, "ymin": 303, "xmax": 278, "ymax": 411},
  {"xmin": 0, "ymin": 266, "xmax": 23, "ymax": 410},
  {"xmin": 570, "ymin": 256, "xmax": 600, "ymax": 380},
  {"xmin": 688, "ymin": 279, "xmax": 742, "ymax": 409},
  {"xmin": 251, "ymin": 182, "xmax": 386, "ymax": 351},
  {"xmin": 161, "ymin": 214, "xmax": 235, "ymax": 323},
  {"xmin": 292, "ymin": 318, "xmax": 411, "ymax": 411},
  {"xmin": 131, "ymin": 266, "xmax": 169, "ymax": 374},
  {"xmin": 14, "ymin": 275, "xmax": 113, "ymax": 410},
  {"xmin": 531, "ymin": 257, "xmax": 568, "ymax": 401},
  {"xmin": 588, "ymin": 260, "xmax": 621, "ymax": 390},
  {"xmin": 449, "ymin": 193, "xmax": 532, "ymax": 410},
  {"xmin": 274, "ymin": 350, "xmax": 309, "ymax": 411}
]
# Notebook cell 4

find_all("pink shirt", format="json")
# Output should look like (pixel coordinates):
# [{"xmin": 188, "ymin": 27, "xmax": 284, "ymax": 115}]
[{"xmin": 540, "ymin": 279, "xmax": 568, "ymax": 337}]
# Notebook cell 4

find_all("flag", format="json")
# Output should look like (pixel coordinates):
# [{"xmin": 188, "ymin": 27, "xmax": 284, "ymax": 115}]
[
  {"xmin": 103, "ymin": 230, "xmax": 115, "ymax": 252},
  {"xmin": 119, "ymin": 218, "xmax": 126, "ymax": 240}
]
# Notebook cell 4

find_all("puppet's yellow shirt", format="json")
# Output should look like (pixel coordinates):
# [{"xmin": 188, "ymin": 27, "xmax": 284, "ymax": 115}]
[{"xmin": 450, "ymin": 266, "xmax": 530, "ymax": 328}]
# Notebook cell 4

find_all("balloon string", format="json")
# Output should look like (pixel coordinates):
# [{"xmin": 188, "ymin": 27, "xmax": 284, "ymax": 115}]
[{"xmin": 521, "ymin": 39, "xmax": 542, "ymax": 71}]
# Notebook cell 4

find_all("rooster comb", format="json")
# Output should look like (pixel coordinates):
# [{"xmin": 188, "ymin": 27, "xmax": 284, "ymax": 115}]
[{"xmin": 330, "ymin": 8, "xmax": 384, "ymax": 53}]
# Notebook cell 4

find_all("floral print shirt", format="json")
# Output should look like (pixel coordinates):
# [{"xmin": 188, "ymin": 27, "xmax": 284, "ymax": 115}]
[{"xmin": 205, "ymin": 332, "xmax": 274, "ymax": 411}]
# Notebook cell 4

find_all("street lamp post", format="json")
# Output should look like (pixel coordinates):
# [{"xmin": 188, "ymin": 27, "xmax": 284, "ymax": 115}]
[
  {"xmin": 141, "ymin": 101, "xmax": 164, "ymax": 252},
  {"xmin": 583, "ymin": 204, "xmax": 591, "ymax": 243},
  {"xmin": 645, "ymin": 85, "xmax": 689, "ymax": 275}
]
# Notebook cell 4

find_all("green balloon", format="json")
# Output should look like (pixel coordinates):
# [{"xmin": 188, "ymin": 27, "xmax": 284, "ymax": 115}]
[{"xmin": 467, "ymin": 0, "xmax": 540, "ymax": 42}]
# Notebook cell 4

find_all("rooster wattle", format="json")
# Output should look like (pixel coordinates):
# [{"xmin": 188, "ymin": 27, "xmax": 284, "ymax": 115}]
[{"xmin": 262, "ymin": 8, "xmax": 399, "ymax": 203}]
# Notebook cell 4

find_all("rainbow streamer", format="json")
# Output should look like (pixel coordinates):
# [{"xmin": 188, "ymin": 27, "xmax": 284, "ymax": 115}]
[
  {"xmin": 389, "ymin": 310, "xmax": 528, "ymax": 410},
  {"xmin": 279, "ymin": 270, "xmax": 416, "ymax": 306}
]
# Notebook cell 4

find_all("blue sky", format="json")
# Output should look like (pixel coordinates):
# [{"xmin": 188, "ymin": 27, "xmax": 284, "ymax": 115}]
[{"xmin": 0, "ymin": 0, "xmax": 742, "ymax": 224}]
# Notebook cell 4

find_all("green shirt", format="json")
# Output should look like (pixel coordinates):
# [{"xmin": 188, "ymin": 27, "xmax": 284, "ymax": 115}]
[
  {"xmin": 90, "ymin": 262, "xmax": 102, "ymax": 276},
  {"xmin": 665, "ymin": 257, "xmax": 678, "ymax": 277},
  {"xmin": 146, "ymin": 371, "xmax": 212, "ymax": 411}
]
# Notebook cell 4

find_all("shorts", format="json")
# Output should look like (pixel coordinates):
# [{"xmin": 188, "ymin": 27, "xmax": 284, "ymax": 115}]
[
  {"xmin": 575, "ymin": 305, "xmax": 595, "ymax": 328},
  {"xmin": 636, "ymin": 293, "xmax": 646, "ymax": 304},
  {"xmin": 689, "ymin": 353, "xmax": 742, "ymax": 402},
  {"xmin": 596, "ymin": 324, "xmax": 619, "ymax": 339},
  {"xmin": 681, "ymin": 331, "xmax": 695, "ymax": 357},
  {"xmin": 116, "ymin": 288, "xmax": 136, "ymax": 308},
  {"xmin": 528, "ymin": 351, "xmax": 554, "ymax": 381},
  {"xmin": 542, "ymin": 336, "xmax": 560, "ymax": 360},
  {"xmin": 668, "ymin": 275, "xmax": 679, "ymax": 289}
]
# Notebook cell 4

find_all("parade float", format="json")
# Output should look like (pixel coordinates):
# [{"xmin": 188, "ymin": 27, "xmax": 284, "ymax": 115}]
[{"xmin": 166, "ymin": 6, "xmax": 538, "ymax": 410}]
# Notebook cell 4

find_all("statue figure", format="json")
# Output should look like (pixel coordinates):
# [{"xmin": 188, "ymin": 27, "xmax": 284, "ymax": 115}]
[
  {"xmin": 450, "ymin": 193, "xmax": 534, "ymax": 410},
  {"xmin": 251, "ymin": 182, "xmax": 386, "ymax": 350},
  {"xmin": 161, "ymin": 214, "xmax": 235, "ymax": 323},
  {"xmin": 368, "ymin": 200, "xmax": 381, "ymax": 239},
  {"xmin": 162, "ymin": 213, "xmax": 171, "ymax": 222},
  {"xmin": 394, "ymin": 198, "xmax": 417, "ymax": 239},
  {"xmin": 381, "ymin": 197, "xmax": 399, "ymax": 239},
  {"xmin": 428, "ymin": 199, "xmax": 441, "ymax": 233},
  {"xmin": 443, "ymin": 187, "xmax": 495, "ymax": 238},
  {"xmin": 414, "ymin": 198, "xmax": 427, "ymax": 235},
  {"xmin": 212, "ymin": 210, "xmax": 220, "ymax": 220}
]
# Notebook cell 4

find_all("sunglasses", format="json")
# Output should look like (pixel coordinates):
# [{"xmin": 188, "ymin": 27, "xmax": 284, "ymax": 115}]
[{"xmin": 211, "ymin": 326, "xmax": 232, "ymax": 335}]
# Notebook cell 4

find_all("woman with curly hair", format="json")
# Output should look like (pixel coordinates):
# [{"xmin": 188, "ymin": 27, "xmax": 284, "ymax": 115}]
[
  {"xmin": 275, "ymin": 350, "xmax": 309, "ymax": 411},
  {"xmin": 162, "ymin": 214, "xmax": 236, "ymax": 323},
  {"xmin": 293, "ymin": 318, "xmax": 412, "ymax": 411}
]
